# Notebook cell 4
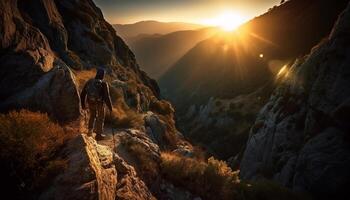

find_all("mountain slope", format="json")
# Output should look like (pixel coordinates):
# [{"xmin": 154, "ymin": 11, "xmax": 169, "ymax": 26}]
[
  {"xmin": 0, "ymin": 0, "xmax": 160, "ymax": 120},
  {"xmin": 0, "ymin": 0, "xmax": 192, "ymax": 199},
  {"xmin": 159, "ymin": 0, "xmax": 350, "ymax": 160},
  {"xmin": 113, "ymin": 20, "xmax": 204, "ymax": 39},
  {"xmin": 240, "ymin": 3, "xmax": 350, "ymax": 198},
  {"xmin": 128, "ymin": 28, "xmax": 217, "ymax": 79}
]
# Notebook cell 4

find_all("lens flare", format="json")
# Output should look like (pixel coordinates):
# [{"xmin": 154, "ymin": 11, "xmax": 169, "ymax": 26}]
[{"xmin": 202, "ymin": 11, "xmax": 247, "ymax": 32}]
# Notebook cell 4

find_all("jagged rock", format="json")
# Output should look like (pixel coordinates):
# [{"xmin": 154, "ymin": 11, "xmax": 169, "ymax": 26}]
[
  {"xmin": 240, "ymin": 3, "xmax": 350, "ymax": 197},
  {"xmin": 144, "ymin": 112, "xmax": 193, "ymax": 153},
  {"xmin": 179, "ymin": 84, "xmax": 272, "ymax": 159},
  {"xmin": 113, "ymin": 154, "xmax": 156, "ymax": 200},
  {"xmin": 121, "ymin": 129, "xmax": 161, "ymax": 160},
  {"xmin": 41, "ymin": 134, "xmax": 157, "ymax": 200},
  {"xmin": 40, "ymin": 134, "xmax": 117, "ymax": 200},
  {"xmin": 0, "ymin": 61, "xmax": 81, "ymax": 122},
  {"xmin": 0, "ymin": 0, "xmax": 55, "ymax": 100},
  {"xmin": 144, "ymin": 112, "xmax": 168, "ymax": 148}
]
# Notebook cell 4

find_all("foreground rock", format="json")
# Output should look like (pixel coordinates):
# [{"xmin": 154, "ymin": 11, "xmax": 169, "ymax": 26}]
[
  {"xmin": 41, "ymin": 134, "xmax": 155, "ymax": 200},
  {"xmin": 240, "ymin": 3, "xmax": 350, "ymax": 198}
]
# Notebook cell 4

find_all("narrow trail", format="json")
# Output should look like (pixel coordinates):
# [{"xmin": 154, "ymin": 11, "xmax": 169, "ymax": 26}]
[{"xmin": 94, "ymin": 126, "xmax": 140, "ymax": 169}]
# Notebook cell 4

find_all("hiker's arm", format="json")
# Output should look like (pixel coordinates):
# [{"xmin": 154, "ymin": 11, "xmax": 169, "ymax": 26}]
[
  {"xmin": 103, "ymin": 82, "xmax": 113, "ymax": 111},
  {"xmin": 80, "ymin": 83, "xmax": 88, "ymax": 109}
]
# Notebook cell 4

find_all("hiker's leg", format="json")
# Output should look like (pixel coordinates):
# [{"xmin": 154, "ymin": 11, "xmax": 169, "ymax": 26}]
[
  {"xmin": 88, "ymin": 102, "xmax": 97, "ymax": 135},
  {"xmin": 95, "ymin": 102, "xmax": 105, "ymax": 136}
]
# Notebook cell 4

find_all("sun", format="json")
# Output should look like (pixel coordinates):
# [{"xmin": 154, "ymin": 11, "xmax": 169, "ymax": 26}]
[{"xmin": 203, "ymin": 11, "xmax": 247, "ymax": 32}]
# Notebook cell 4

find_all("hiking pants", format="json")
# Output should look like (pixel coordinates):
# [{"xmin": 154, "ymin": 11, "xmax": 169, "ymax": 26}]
[{"xmin": 88, "ymin": 100, "xmax": 105, "ymax": 135}]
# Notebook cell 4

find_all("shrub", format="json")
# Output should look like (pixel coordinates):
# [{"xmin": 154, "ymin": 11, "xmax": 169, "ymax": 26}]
[
  {"xmin": 75, "ymin": 69, "xmax": 96, "ymax": 90},
  {"xmin": 161, "ymin": 152, "xmax": 239, "ymax": 200},
  {"xmin": 105, "ymin": 108, "xmax": 144, "ymax": 129},
  {"xmin": 149, "ymin": 99, "xmax": 174, "ymax": 116},
  {"xmin": 0, "ymin": 110, "xmax": 73, "ymax": 198},
  {"xmin": 161, "ymin": 153, "xmax": 308, "ymax": 200}
]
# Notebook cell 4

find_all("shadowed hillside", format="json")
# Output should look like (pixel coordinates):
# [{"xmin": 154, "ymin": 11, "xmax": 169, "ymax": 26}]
[
  {"xmin": 128, "ymin": 28, "xmax": 218, "ymax": 79},
  {"xmin": 113, "ymin": 20, "xmax": 204, "ymax": 39}
]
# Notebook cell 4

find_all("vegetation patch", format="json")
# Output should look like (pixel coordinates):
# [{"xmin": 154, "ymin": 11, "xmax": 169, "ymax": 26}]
[
  {"xmin": 161, "ymin": 152, "xmax": 309, "ymax": 200},
  {"xmin": 149, "ymin": 99, "xmax": 174, "ymax": 116},
  {"xmin": 0, "ymin": 110, "xmax": 74, "ymax": 198},
  {"xmin": 105, "ymin": 108, "xmax": 144, "ymax": 129}
]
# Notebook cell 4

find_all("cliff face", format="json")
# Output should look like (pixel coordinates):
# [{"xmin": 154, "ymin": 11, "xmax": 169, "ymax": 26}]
[
  {"xmin": 0, "ymin": 0, "xmax": 159, "ymax": 122},
  {"xmin": 240, "ymin": 3, "xmax": 350, "ymax": 198}
]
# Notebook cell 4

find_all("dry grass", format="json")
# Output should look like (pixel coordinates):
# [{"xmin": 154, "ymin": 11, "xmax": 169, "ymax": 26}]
[
  {"xmin": 74, "ymin": 69, "xmax": 96, "ymax": 90},
  {"xmin": 149, "ymin": 99, "xmax": 174, "ymax": 116},
  {"xmin": 160, "ymin": 153, "xmax": 308, "ymax": 200},
  {"xmin": 161, "ymin": 152, "xmax": 239, "ymax": 200},
  {"xmin": 105, "ymin": 108, "xmax": 144, "ymax": 129},
  {"xmin": 0, "ymin": 110, "xmax": 73, "ymax": 197}
]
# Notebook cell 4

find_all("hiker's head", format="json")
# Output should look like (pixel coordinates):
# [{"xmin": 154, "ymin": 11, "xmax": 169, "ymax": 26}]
[{"xmin": 95, "ymin": 68, "xmax": 105, "ymax": 80}]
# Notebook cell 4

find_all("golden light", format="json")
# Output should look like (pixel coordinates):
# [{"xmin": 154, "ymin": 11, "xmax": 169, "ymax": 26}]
[
  {"xmin": 277, "ymin": 65, "xmax": 287, "ymax": 76},
  {"xmin": 259, "ymin": 54, "xmax": 264, "ymax": 58},
  {"xmin": 202, "ymin": 11, "xmax": 247, "ymax": 32}
]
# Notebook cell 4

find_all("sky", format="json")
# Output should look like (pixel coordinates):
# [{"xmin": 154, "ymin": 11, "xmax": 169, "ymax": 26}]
[{"xmin": 93, "ymin": 0, "xmax": 281, "ymax": 25}]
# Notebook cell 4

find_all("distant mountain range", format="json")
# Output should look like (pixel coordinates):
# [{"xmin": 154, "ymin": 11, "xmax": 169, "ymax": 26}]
[
  {"xmin": 160, "ymin": 0, "xmax": 349, "ymax": 108},
  {"xmin": 127, "ymin": 28, "xmax": 218, "ymax": 79},
  {"xmin": 113, "ymin": 20, "xmax": 204, "ymax": 39}
]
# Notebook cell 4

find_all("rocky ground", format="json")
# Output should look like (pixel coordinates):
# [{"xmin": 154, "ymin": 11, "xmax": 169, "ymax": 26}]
[{"xmin": 40, "ymin": 115, "xmax": 197, "ymax": 200}]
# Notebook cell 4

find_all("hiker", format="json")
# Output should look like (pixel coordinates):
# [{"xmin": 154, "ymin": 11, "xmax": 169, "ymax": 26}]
[{"xmin": 80, "ymin": 69, "xmax": 113, "ymax": 140}]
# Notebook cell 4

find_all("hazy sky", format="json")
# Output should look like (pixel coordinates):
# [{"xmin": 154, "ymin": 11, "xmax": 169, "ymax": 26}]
[{"xmin": 93, "ymin": 0, "xmax": 281, "ymax": 24}]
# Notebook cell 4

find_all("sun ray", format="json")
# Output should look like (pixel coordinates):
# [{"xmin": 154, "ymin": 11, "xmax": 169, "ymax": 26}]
[{"xmin": 202, "ymin": 11, "xmax": 248, "ymax": 32}]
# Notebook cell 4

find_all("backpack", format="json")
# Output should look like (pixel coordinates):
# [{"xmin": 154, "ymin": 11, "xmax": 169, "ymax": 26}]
[{"xmin": 86, "ymin": 79, "xmax": 103, "ymax": 102}]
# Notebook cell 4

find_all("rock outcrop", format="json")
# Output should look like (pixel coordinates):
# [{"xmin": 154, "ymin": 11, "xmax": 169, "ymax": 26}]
[
  {"xmin": 41, "ymin": 134, "xmax": 156, "ymax": 200},
  {"xmin": 0, "ymin": 61, "xmax": 81, "ymax": 121},
  {"xmin": 240, "ymin": 3, "xmax": 350, "ymax": 198},
  {"xmin": 179, "ymin": 84, "xmax": 273, "ymax": 160}
]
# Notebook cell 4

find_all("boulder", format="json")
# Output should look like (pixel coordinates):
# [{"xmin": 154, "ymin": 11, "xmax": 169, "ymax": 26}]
[
  {"xmin": 0, "ymin": 61, "xmax": 81, "ymax": 122},
  {"xmin": 40, "ymin": 134, "xmax": 117, "ymax": 200},
  {"xmin": 41, "ymin": 134, "xmax": 157, "ymax": 200}
]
